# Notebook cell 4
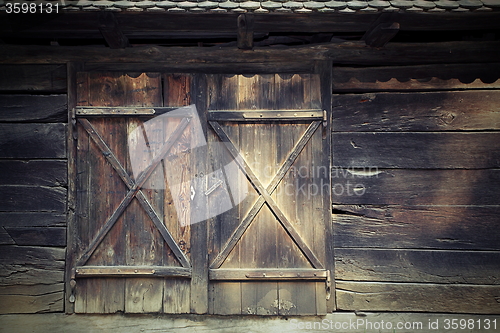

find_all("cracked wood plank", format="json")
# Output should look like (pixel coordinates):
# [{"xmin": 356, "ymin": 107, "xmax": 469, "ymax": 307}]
[
  {"xmin": 331, "ymin": 169, "xmax": 500, "ymax": 205},
  {"xmin": 333, "ymin": 132, "xmax": 500, "ymax": 169},
  {"xmin": 0, "ymin": 161, "xmax": 67, "ymax": 187},
  {"xmin": 332, "ymin": 90, "xmax": 500, "ymax": 131},
  {"xmin": 0, "ymin": 95, "xmax": 67, "ymax": 123},
  {"xmin": 335, "ymin": 249, "xmax": 500, "ymax": 284},
  {"xmin": 333, "ymin": 205, "xmax": 500, "ymax": 250},
  {"xmin": 336, "ymin": 281, "xmax": 500, "ymax": 314}
]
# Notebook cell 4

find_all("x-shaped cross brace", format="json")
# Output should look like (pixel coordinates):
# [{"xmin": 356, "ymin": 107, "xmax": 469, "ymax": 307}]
[
  {"xmin": 209, "ymin": 120, "xmax": 324, "ymax": 270},
  {"xmin": 76, "ymin": 118, "xmax": 191, "ymax": 269}
]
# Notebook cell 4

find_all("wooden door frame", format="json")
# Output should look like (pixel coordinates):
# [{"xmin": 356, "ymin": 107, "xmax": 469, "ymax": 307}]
[{"xmin": 65, "ymin": 61, "xmax": 334, "ymax": 314}]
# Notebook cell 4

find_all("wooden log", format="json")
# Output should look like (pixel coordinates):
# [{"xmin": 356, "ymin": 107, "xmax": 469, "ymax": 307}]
[
  {"xmin": 0, "ymin": 246, "xmax": 65, "ymax": 286},
  {"xmin": 0, "ymin": 160, "xmax": 67, "ymax": 186},
  {"xmin": 2, "ymin": 12, "xmax": 500, "ymax": 38},
  {"xmin": 332, "ymin": 64, "xmax": 500, "ymax": 92},
  {"xmin": 0, "ymin": 95, "xmax": 67, "ymax": 123},
  {"xmin": 4, "ymin": 227, "xmax": 66, "ymax": 247},
  {"xmin": 0, "ymin": 65, "xmax": 66, "ymax": 92},
  {"xmin": 0, "ymin": 124, "xmax": 66, "ymax": 158},
  {"xmin": 0, "ymin": 284, "xmax": 64, "ymax": 314},
  {"xmin": 332, "ymin": 132, "xmax": 500, "ymax": 169},
  {"xmin": 332, "ymin": 90, "xmax": 500, "ymax": 131},
  {"xmin": 335, "ymin": 249, "xmax": 500, "ymax": 284},
  {"xmin": 0, "ymin": 212, "xmax": 66, "ymax": 227},
  {"xmin": 1, "ymin": 41, "xmax": 499, "ymax": 66},
  {"xmin": 331, "ymin": 169, "xmax": 500, "ymax": 205},
  {"xmin": 0, "ymin": 186, "xmax": 66, "ymax": 212},
  {"xmin": 333, "ymin": 205, "xmax": 500, "ymax": 250},
  {"xmin": 336, "ymin": 281, "xmax": 500, "ymax": 314},
  {"xmin": 237, "ymin": 14, "xmax": 254, "ymax": 50}
]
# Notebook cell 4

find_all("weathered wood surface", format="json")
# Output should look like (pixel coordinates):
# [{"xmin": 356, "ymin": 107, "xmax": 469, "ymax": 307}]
[
  {"xmin": 0, "ymin": 160, "xmax": 67, "ymax": 186},
  {"xmin": 1, "ymin": 41, "xmax": 500, "ymax": 66},
  {"xmin": 333, "ymin": 132, "xmax": 500, "ymax": 169},
  {"xmin": 0, "ymin": 124, "xmax": 66, "ymax": 158},
  {"xmin": 336, "ymin": 281, "xmax": 500, "ymax": 314},
  {"xmin": 0, "ymin": 213, "xmax": 66, "ymax": 228},
  {"xmin": 332, "ymin": 90, "xmax": 500, "ymax": 131},
  {"xmin": 2, "ymin": 312, "xmax": 499, "ymax": 333},
  {"xmin": 335, "ymin": 249, "xmax": 500, "ymax": 284},
  {"xmin": 333, "ymin": 206, "xmax": 500, "ymax": 250},
  {"xmin": 0, "ymin": 95, "xmax": 67, "ymax": 123},
  {"xmin": 0, "ymin": 186, "xmax": 66, "ymax": 212},
  {"xmin": 331, "ymin": 169, "xmax": 500, "ymax": 205},
  {"xmin": 208, "ymin": 74, "xmax": 328, "ymax": 315},
  {"xmin": 332, "ymin": 64, "xmax": 500, "ymax": 92},
  {"xmin": 2, "ymin": 12, "xmax": 500, "ymax": 39},
  {"xmin": 2, "ymin": 227, "xmax": 66, "ymax": 247},
  {"xmin": 0, "ymin": 246, "xmax": 65, "ymax": 313},
  {"xmin": 0, "ymin": 65, "xmax": 66, "ymax": 92}
]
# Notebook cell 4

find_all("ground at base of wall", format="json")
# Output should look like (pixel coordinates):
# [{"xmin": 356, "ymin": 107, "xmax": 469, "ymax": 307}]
[{"xmin": 0, "ymin": 312, "xmax": 499, "ymax": 333}]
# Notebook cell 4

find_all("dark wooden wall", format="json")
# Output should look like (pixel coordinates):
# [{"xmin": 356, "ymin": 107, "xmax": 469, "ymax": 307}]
[
  {"xmin": 0, "ymin": 65, "xmax": 68, "ymax": 313},
  {"xmin": 331, "ymin": 64, "xmax": 500, "ymax": 313}
]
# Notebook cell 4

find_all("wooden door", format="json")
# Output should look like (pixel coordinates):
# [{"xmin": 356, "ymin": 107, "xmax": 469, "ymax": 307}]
[
  {"xmin": 206, "ymin": 74, "xmax": 332, "ymax": 315},
  {"xmin": 71, "ymin": 72, "xmax": 196, "ymax": 313}
]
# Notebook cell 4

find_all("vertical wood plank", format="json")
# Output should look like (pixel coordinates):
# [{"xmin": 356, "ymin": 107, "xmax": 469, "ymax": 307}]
[{"xmin": 66, "ymin": 62, "xmax": 84, "ymax": 314}]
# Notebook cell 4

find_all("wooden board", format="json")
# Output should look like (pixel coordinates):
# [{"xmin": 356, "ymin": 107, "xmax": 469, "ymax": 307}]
[
  {"xmin": 0, "ymin": 160, "xmax": 67, "ymax": 186},
  {"xmin": 332, "ymin": 64, "xmax": 500, "ymax": 92},
  {"xmin": 3, "ymin": 227, "xmax": 66, "ymax": 247},
  {"xmin": 336, "ymin": 281, "xmax": 500, "ymax": 314},
  {"xmin": 0, "ymin": 284, "xmax": 64, "ymax": 314},
  {"xmin": 333, "ymin": 132, "xmax": 500, "ymax": 169},
  {"xmin": 0, "ymin": 124, "xmax": 66, "ymax": 159},
  {"xmin": 0, "ymin": 65, "xmax": 67, "ymax": 92},
  {"xmin": 0, "ymin": 95, "xmax": 67, "ymax": 123},
  {"xmin": 2, "ymin": 41, "xmax": 500, "ymax": 66},
  {"xmin": 333, "ymin": 205, "xmax": 500, "ymax": 250},
  {"xmin": 335, "ymin": 249, "xmax": 500, "ymax": 284},
  {"xmin": 331, "ymin": 169, "xmax": 500, "ymax": 205},
  {"xmin": 332, "ymin": 90, "xmax": 500, "ymax": 132},
  {"xmin": 0, "ymin": 186, "xmax": 66, "ymax": 212}
]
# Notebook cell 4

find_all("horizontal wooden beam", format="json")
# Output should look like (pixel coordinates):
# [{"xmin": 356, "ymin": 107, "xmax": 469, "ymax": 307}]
[
  {"xmin": 209, "ymin": 269, "xmax": 328, "ymax": 281},
  {"xmin": 1, "ymin": 41, "xmax": 499, "ymax": 66},
  {"xmin": 75, "ymin": 266, "xmax": 192, "ymax": 278},
  {"xmin": 2, "ymin": 12, "xmax": 500, "ymax": 40}
]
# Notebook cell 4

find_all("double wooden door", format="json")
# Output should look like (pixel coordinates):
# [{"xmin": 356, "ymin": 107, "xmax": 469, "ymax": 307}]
[{"xmin": 70, "ymin": 71, "xmax": 332, "ymax": 315}]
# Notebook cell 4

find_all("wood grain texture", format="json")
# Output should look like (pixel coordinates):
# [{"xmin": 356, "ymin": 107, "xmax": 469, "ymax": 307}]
[
  {"xmin": 0, "ymin": 65, "xmax": 67, "ymax": 92},
  {"xmin": 0, "ymin": 160, "xmax": 67, "ymax": 186},
  {"xmin": 0, "ymin": 246, "xmax": 65, "ymax": 313},
  {"xmin": 0, "ymin": 124, "xmax": 66, "ymax": 158},
  {"xmin": 332, "ymin": 64, "xmax": 500, "ymax": 92},
  {"xmin": 3, "ymin": 227, "xmax": 66, "ymax": 247},
  {"xmin": 333, "ymin": 205, "xmax": 500, "ymax": 250},
  {"xmin": 0, "ymin": 284, "xmax": 64, "ymax": 314},
  {"xmin": 0, "ymin": 95, "xmax": 67, "ymax": 123},
  {"xmin": 0, "ymin": 186, "xmax": 66, "ymax": 212},
  {"xmin": 331, "ymin": 169, "xmax": 500, "ymax": 205},
  {"xmin": 335, "ymin": 249, "xmax": 500, "ymax": 284},
  {"xmin": 332, "ymin": 90, "xmax": 500, "ymax": 132},
  {"xmin": 0, "ymin": 212, "xmax": 66, "ymax": 228},
  {"xmin": 333, "ymin": 132, "xmax": 500, "ymax": 169},
  {"xmin": 336, "ymin": 281, "xmax": 500, "ymax": 314},
  {"xmin": 2, "ymin": 41, "xmax": 500, "ymax": 66}
]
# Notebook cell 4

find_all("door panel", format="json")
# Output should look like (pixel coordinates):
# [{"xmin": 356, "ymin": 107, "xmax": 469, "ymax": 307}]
[
  {"xmin": 73, "ymin": 73, "xmax": 193, "ymax": 313},
  {"xmin": 207, "ymin": 74, "xmax": 329, "ymax": 315}
]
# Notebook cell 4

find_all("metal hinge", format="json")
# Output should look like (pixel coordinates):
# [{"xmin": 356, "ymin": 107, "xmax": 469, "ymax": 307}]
[{"xmin": 326, "ymin": 270, "xmax": 331, "ymax": 300}]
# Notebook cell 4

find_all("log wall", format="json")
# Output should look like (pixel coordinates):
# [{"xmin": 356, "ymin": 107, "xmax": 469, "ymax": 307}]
[
  {"xmin": 332, "ymin": 64, "xmax": 500, "ymax": 314},
  {"xmin": 0, "ymin": 65, "xmax": 68, "ymax": 314}
]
